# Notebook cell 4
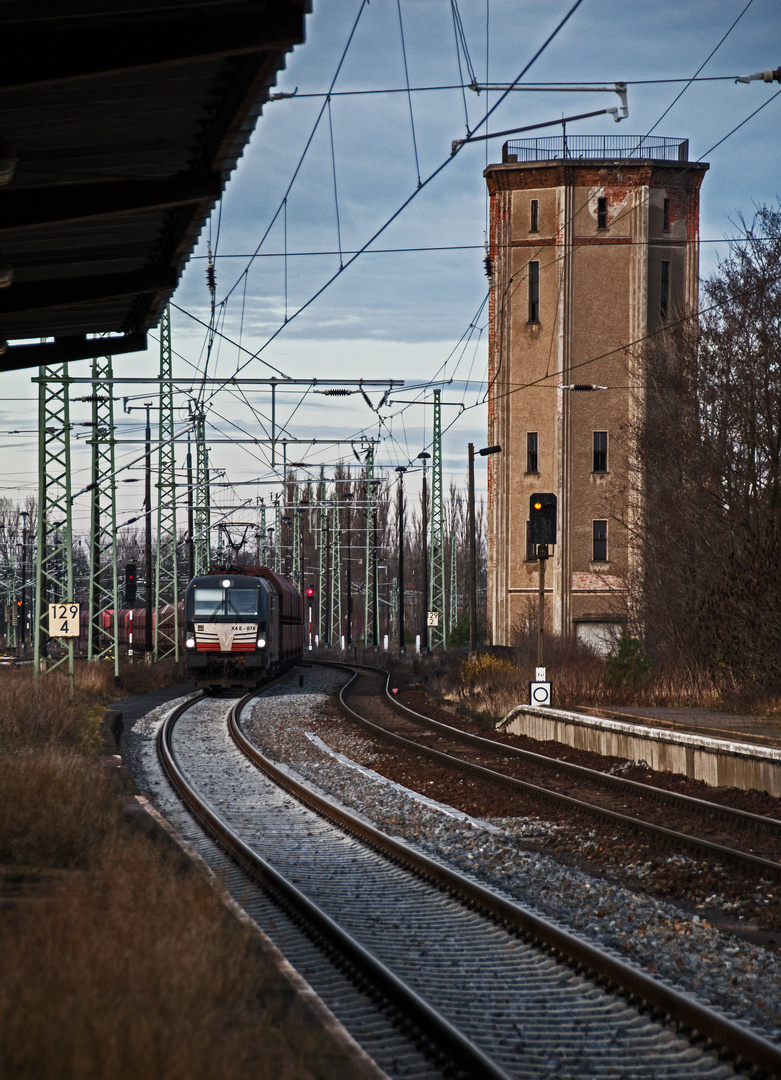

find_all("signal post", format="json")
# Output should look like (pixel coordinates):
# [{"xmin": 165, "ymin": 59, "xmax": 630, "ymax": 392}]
[{"xmin": 529, "ymin": 493, "xmax": 556, "ymax": 706}]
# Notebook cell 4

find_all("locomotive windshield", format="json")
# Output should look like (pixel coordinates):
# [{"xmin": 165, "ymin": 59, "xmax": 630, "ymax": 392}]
[{"xmin": 192, "ymin": 586, "xmax": 260, "ymax": 618}]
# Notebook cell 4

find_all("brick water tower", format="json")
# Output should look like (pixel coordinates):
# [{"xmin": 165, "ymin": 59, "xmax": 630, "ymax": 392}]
[{"xmin": 484, "ymin": 135, "xmax": 707, "ymax": 649}]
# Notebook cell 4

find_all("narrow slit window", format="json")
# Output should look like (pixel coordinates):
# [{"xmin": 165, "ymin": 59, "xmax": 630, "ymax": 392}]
[
  {"xmin": 528, "ymin": 261, "xmax": 540, "ymax": 323},
  {"xmin": 663, "ymin": 197, "xmax": 671, "ymax": 231},
  {"xmin": 593, "ymin": 520, "xmax": 607, "ymax": 562},
  {"xmin": 593, "ymin": 431, "xmax": 607, "ymax": 473},
  {"xmin": 530, "ymin": 199, "xmax": 539, "ymax": 232},
  {"xmin": 661, "ymin": 261, "xmax": 670, "ymax": 320},
  {"xmin": 597, "ymin": 196, "xmax": 607, "ymax": 230},
  {"xmin": 527, "ymin": 432, "xmax": 538, "ymax": 474}
]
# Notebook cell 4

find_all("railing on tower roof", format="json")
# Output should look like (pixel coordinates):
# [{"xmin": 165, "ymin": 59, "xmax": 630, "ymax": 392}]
[{"xmin": 502, "ymin": 135, "xmax": 689, "ymax": 164}]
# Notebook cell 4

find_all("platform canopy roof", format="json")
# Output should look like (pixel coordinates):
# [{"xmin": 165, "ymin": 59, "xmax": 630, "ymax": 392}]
[{"xmin": 0, "ymin": 0, "xmax": 308, "ymax": 373}]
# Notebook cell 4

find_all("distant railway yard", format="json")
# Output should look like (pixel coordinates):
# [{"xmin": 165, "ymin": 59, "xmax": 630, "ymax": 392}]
[{"xmin": 110, "ymin": 661, "xmax": 781, "ymax": 1079}]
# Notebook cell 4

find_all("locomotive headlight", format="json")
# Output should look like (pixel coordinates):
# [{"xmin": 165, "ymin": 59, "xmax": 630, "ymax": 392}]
[
  {"xmin": 257, "ymin": 637, "xmax": 267, "ymax": 649},
  {"xmin": 222, "ymin": 579, "xmax": 231, "ymax": 588},
  {"xmin": 185, "ymin": 636, "xmax": 196, "ymax": 649}
]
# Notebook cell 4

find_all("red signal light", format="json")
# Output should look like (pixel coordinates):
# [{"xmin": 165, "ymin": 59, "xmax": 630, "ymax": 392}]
[{"xmin": 306, "ymin": 587, "xmax": 314, "ymax": 597}]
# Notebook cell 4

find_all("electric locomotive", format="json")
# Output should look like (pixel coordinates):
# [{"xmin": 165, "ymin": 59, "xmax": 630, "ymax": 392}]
[{"xmin": 183, "ymin": 566, "xmax": 303, "ymax": 690}]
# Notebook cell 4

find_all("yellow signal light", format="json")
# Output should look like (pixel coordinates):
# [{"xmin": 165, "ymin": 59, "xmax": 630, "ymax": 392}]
[{"xmin": 533, "ymin": 501, "xmax": 542, "ymax": 510}]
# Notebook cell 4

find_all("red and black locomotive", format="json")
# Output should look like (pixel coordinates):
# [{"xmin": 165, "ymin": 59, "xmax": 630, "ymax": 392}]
[{"xmin": 183, "ymin": 566, "xmax": 304, "ymax": 689}]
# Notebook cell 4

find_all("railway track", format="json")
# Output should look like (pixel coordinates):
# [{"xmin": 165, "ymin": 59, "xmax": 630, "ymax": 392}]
[
  {"xmin": 333, "ymin": 665, "xmax": 781, "ymax": 882},
  {"xmin": 154, "ymin": 678, "xmax": 781, "ymax": 1079}
]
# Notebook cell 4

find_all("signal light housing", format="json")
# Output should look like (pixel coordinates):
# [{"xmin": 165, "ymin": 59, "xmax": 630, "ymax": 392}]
[{"xmin": 529, "ymin": 493, "xmax": 557, "ymax": 546}]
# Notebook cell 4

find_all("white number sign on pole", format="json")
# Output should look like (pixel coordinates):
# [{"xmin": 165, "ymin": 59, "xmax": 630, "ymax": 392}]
[
  {"xmin": 48, "ymin": 603, "xmax": 80, "ymax": 638},
  {"xmin": 427, "ymin": 610, "xmax": 440, "ymax": 627}
]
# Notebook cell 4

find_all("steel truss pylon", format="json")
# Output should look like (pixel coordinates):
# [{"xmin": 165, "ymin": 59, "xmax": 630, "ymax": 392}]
[
  {"xmin": 429, "ymin": 389, "xmax": 446, "ymax": 650},
  {"xmin": 155, "ymin": 306, "xmax": 179, "ymax": 660},
  {"xmin": 330, "ymin": 493, "xmax": 341, "ymax": 645},
  {"xmin": 318, "ymin": 472, "xmax": 327, "ymax": 644},
  {"xmin": 193, "ymin": 407, "xmax": 210, "ymax": 575},
  {"xmin": 274, "ymin": 497, "xmax": 281, "ymax": 574},
  {"xmin": 87, "ymin": 355, "xmax": 119, "ymax": 678},
  {"xmin": 292, "ymin": 484, "xmax": 301, "ymax": 582},
  {"xmin": 259, "ymin": 499, "xmax": 267, "ymax": 566},
  {"xmin": 363, "ymin": 446, "xmax": 377, "ymax": 648},
  {"xmin": 34, "ymin": 364, "xmax": 75, "ymax": 692}
]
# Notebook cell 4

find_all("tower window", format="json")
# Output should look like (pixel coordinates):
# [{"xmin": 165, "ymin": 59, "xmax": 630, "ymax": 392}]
[
  {"xmin": 593, "ymin": 520, "xmax": 607, "ymax": 562},
  {"xmin": 528, "ymin": 261, "xmax": 540, "ymax": 323},
  {"xmin": 663, "ymin": 197, "xmax": 671, "ymax": 231},
  {"xmin": 593, "ymin": 431, "xmax": 607, "ymax": 473},
  {"xmin": 527, "ymin": 432, "xmax": 538, "ymax": 474},
  {"xmin": 530, "ymin": 199, "xmax": 539, "ymax": 232},
  {"xmin": 661, "ymin": 261, "xmax": 670, "ymax": 320},
  {"xmin": 597, "ymin": 196, "xmax": 608, "ymax": 230}
]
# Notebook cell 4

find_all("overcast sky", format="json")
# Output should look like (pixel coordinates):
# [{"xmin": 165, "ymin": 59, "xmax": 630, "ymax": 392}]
[{"xmin": 3, "ymin": 0, "xmax": 780, "ymax": 533}]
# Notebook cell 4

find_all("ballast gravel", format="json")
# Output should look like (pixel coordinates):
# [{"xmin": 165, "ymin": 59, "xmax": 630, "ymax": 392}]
[{"xmin": 123, "ymin": 666, "xmax": 781, "ymax": 1049}]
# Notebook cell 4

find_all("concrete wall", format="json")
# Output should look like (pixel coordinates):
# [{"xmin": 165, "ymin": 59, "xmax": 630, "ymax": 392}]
[{"xmin": 499, "ymin": 705, "xmax": 781, "ymax": 797}]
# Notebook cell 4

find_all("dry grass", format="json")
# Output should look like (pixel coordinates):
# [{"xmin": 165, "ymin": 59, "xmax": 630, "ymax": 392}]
[
  {"xmin": 420, "ymin": 639, "xmax": 743, "ymax": 721},
  {"xmin": 0, "ymin": 820, "xmax": 315, "ymax": 1079},
  {"xmin": 0, "ymin": 659, "xmax": 185, "ymax": 752},
  {"xmin": 0, "ymin": 663, "xmax": 333, "ymax": 1080},
  {"xmin": 0, "ymin": 750, "xmax": 122, "ymax": 868}
]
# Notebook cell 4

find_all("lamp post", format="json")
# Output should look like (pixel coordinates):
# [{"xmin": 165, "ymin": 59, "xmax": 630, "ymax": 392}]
[
  {"xmin": 417, "ymin": 451, "xmax": 430, "ymax": 654},
  {"xmin": 468, "ymin": 443, "xmax": 501, "ymax": 654},
  {"xmin": 395, "ymin": 466, "xmax": 406, "ymax": 651}
]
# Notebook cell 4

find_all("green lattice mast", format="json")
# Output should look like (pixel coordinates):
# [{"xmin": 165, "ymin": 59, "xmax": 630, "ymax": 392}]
[
  {"xmin": 259, "ymin": 499, "xmax": 267, "ymax": 565},
  {"xmin": 363, "ymin": 445, "xmax": 377, "ymax": 647},
  {"xmin": 292, "ymin": 484, "xmax": 301, "ymax": 582},
  {"xmin": 318, "ymin": 470, "xmax": 327, "ymax": 644},
  {"xmin": 330, "ymin": 492, "xmax": 341, "ymax": 645},
  {"xmin": 155, "ymin": 306, "xmax": 179, "ymax": 659},
  {"xmin": 274, "ymin": 496, "xmax": 281, "ymax": 574},
  {"xmin": 193, "ymin": 406, "xmax": 210, "ymax": 574},
  {"xmin": 34, "ymin": 364, "xmax": 75, "ymax": 693},
  {"xmin": 87, "ymin": 354, "xmax": 119, "ymax": 677},
  {"xmin": 429, "ymin": 389, "xmax": 446, "ymax": 650}
]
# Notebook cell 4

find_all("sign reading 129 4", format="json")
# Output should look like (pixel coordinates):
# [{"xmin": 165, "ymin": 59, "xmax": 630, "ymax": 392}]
[{"xmin": 48, "ymin": 603, "xmax": 80, "ymax": 638}]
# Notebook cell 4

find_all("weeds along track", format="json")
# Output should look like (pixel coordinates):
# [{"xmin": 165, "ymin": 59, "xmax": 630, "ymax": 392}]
[
  {"xmin": 157, "ymin": 677, "xmax": 779, "ymax": 1079},
  {"xmin": 335, "ymin": 666, "xmax": 781, "ymax": 883}
]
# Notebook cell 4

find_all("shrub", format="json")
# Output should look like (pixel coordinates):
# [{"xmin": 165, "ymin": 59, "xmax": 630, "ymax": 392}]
[{"xmin": 604, "ymin": 633, "xmax": 653, "ymax": 689}]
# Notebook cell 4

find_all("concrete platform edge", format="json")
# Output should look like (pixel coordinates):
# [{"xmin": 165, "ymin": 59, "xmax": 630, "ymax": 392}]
[{"xmin": 499, "ymin": 705, "xmax": 781, "ymax": 796}]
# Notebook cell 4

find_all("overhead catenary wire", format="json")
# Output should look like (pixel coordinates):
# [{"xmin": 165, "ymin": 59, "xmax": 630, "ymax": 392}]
[
  {"xmin": 397, "ymin": 0, "xmax": 422, "ymax": 188},
  {"xmin": 194, "ymin": 0, "xmax": 587, "ymax": 404}
]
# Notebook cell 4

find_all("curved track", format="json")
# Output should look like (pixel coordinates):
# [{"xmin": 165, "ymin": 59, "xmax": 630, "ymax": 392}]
[
  {"xmin": 156, "ymin": 681, "xmax": 780, "ymax": 1079},
  {"xmin": 333, "ymin": 664, "xmax": 781, "ymax": 881}
]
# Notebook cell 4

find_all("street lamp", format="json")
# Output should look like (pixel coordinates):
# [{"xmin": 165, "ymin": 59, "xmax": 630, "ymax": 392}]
[
  {"xmin": 395, "ymin": 467, "xmax": 406, "ymax": 651},
  {"xmin": 417, "ymin": 451, "xmax": 430, "ymax": 654},
  {"xmin": 468, "ymin": 443, "xmax": 501, "ymax": 654}
]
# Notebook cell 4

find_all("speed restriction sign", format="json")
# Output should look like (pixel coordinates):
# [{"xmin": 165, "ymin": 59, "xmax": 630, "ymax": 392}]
[
  {"xmin": 48, "ymin": 603, "xmax": 80, "ymax": 638},
  {"xmin": 529, "ymin": 681, "xmax": 551, "ymax": 707}
]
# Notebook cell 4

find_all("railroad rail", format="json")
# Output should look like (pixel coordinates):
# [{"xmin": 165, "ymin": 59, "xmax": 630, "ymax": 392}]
[
  {"xmin": 331, "ymin": 664, "xmax": 781, "ymax": 882},
  {"xmin": 156, "ymin": 679, "xmax": 781, "ymax": 1078}
]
